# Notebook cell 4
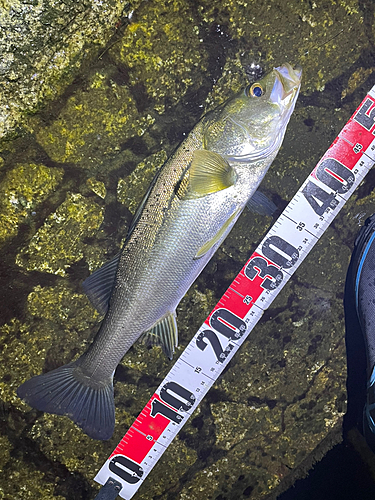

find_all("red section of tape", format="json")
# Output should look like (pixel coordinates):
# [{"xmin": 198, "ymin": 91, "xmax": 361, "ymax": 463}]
[
  {"xmin": 206, "ymin": 250, "xmax": 283, "ymax": 325},
  {"xmin": 342, "ymin": 95, "xmax": 375, "ymax": 147},
  {"xmin": 109, "ymin": 394, "xmax": 170, "ymax": 462}
]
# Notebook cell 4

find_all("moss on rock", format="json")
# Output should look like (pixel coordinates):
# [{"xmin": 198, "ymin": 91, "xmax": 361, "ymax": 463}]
[
  {"xmin": 0, "ymin": 458, "xmax": 65, "ymax": 500},
  {"xmin": 0, "ymin": 434, "xmax": 11, "ymax": 473},
  {"xmin": 0, "ymin": 319, "xmax": 53, "ymax": 408},
  {"xmin": 28, "ymin": 414, "xmax": 110, "ymax": 479},
  {"xmin": 113, "ymin": 0, "xmax": 209, "ymax": 114},
  {"xmin": 117, "ymin": 150, "xmax": 167, "ymax": 213},
  {"xmin": 0, "ymin": 163, "xmax": 64, "ymax": 245},
  {"xmin": 27, "ymin": 282, "xmax": 101, "ymax": 332},
  {"xmin": 87, "ymin": 177, "xmax": 107, "ymax": 199},
  {"xmin": 16, "ymin": 192, "xmax": 104, "ymax": 276},
  {"xmin": 35, "ymin": 71, "xmax": 155, "ymax": 167},
  {"xmin": 0, "ymin": 0, "xmax": 137, "ymax": 140}
]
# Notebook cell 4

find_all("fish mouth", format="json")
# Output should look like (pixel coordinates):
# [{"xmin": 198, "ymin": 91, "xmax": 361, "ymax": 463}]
[{"xmin": 273, "ymin": 63, "xmax": 302, "ymax": 101}]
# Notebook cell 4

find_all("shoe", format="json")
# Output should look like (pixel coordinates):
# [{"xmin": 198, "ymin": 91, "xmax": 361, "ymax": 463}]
[{"xmin": 352, "ymin": 213, "xmax": 375, "ymax": 448}]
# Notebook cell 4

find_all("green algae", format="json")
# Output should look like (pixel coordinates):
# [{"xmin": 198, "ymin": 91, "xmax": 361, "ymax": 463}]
[
  {"xmin": 0, "ymin": 0, "xmax": 135, "ymax": 141},
  {"xmin": 0, "ymin": 319, "xmax": 54, "ymax": 408},
  {"xmin": 24, "ymin": 282, "xmax": 101, "ymax": 377},
  {"xmin": 113, "ymin": 0, "xmax": 209, "ymax": 114},
  {"xmin": 179, "ymin": 399, "xmax": 286, "ymax": 499},
  {"xmin": 35, "ymin": 71, "xmax": 155, "ymax": 167},
  {"xmin": 283, "ymin": 341, "xmax": 347, "ymax": 467},
  {"xmin": 87, "ymin": 177, "xmax": 107, "ymax": 199},
  {"xmin": 204, "ymin": 55, "xmax": 248, "ymax": 114},
  {"xmin": 1, "ymin": 283, "xmax": 100, "ymax": 411},
  {"xmin": 211, "ymin": 401, "xmax": 282, "ymax": 451},
  {"xmin": 0, "ymin": 0, "xmax": 373, "ymax": 499},
  {"xmin": 177, "ymin": 284, "xmax": 217, "ymax": 347},
  {"xmin": 0, "ymin": 434, "xmax": 11, "ymax": 473},
  {"xmin": 83, "ymin": 242, "xmax": 112, "ymax": 274},
  {"xmin": 28, "ymin": 413, "xmax": 110, "ymax": 478},
  {"xmin": 0, "ymin": 163, "xmax": 64, "ymax": 245},
  {"xmin": 117, "ymin": 150, "xmax": 167, "ymax": 213},
  {"xmin": 0, "ymin": 459, "xmax": 65, "ymax": 500},
  {"xmin": 27, "ymin": 283, "xmax": 101, "ymax": 332},
  {"xmin": 16, "ymin": 192, "xmax": 104, "ymax": 276},
  {"xmin": 200, "ymin": 0, "xmax": 365, "ymax": 94},
  {"xmin": 342, "ymin": 67, "xmax": 375, "ymax": 98},
  {"xmin": 27, "ymin": 413, "xmax": 197, "ymax": 498}
]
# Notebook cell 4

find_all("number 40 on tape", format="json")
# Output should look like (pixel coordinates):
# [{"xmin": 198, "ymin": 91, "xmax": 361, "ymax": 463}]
[{"xmin": 94, "ymin": 85, "xmax": 375, "ymax": 499}]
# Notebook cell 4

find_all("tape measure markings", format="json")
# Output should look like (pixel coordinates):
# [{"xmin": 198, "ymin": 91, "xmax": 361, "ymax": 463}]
[{"xmin": 95, "ymin": 86, "xmax": 375, "ymax": 499}]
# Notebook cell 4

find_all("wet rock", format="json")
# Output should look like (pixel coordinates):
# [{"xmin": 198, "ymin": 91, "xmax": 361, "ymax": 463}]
[
  {"xmin": 211, "ymin": 401, "xmax": 282, "ymax": 451},
  {"xmin": 87, "ymin": 177, "xmax": 107, "ymax": 199},
  {"xmin": 200, "ymin": 0, "xmax": 366, "ymax": 94},
  {"xmin": 27, "ymin": 282, "xmax": 101, "ymax": 332},
  {"xmin": 0, "ymin": 162, "xmax": 63, "ymax": 245},
  {"xmin": 0, "ymin": 319, "xmax": 54, "ymax": 407},
  {"xmin": 35, "ymin": 70, "xmax": 155, "ymax": 168},
  {"xmin": 117, "ymin": 150, "xmax": 167, "ymax": 213},
  {"xmin": 0, "ymin": 0, "xmax": 136, "ymax": 141},
  {"xmin": 16, "ymin": 192, "xmax": 104, "ymax": 276},
  {"xmin": 0, "ymin": 0, "xmax": 373, "ymax": 499},
  {"xmin": 28, "ymin": 414, "xmax": 111, "ymax": 479},
  {"xmin": 0, "ymin": 459, "xmax": 65, "ymax": 500},
  {"xmin": 135, "ymin": 437, "xmax": 197, "ymax": 500},
  {"xmin": 112, "ymin": 0, "xmax": 209, "ymax": 114},
  {"xmin": 0, "ymin": 434, "xmax": 11, "ymax": 473}
]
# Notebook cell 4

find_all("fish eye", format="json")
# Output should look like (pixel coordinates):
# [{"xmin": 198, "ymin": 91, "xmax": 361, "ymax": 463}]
[{"xmin": 247, "ymin": 83, "xmax": 263, "ymax": 97}]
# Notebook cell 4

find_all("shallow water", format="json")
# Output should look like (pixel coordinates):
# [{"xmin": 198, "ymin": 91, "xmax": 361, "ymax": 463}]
[{"xmin": 1, "ymin": 0, "xmax": 375, "ymax": 499}]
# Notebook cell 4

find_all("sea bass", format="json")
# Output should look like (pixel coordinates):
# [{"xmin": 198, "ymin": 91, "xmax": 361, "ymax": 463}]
[{"xmin": 18, "ymin": 63, "xmax": 302, "ymax": 440}]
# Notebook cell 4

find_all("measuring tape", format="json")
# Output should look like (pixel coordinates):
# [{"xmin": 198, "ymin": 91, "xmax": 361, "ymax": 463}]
[{"xmin": 94, "ymin": 85, "xmax": 375, "ymax": 499}]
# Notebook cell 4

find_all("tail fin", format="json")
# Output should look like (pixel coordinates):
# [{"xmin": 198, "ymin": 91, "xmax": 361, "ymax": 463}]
[{"xmin": 17, "ymin": 360, "xmax": 115, "ymax": 440}]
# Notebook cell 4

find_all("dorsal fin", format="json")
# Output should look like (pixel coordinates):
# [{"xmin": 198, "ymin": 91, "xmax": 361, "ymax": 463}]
[{"xmin": 82, "ymin": 253, "xmax": 120, "ymax": 315}]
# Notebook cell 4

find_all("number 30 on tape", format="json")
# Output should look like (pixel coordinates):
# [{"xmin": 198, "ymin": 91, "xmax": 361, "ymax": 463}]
[{"xmin": 95, "ymin": 86, "xmax": 375, "ymax": 499}]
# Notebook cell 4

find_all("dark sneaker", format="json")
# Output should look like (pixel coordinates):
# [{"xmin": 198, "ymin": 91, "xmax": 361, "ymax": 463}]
[{"xmin": 352, "ymin": 213, "xmax": 375, "ymax": 448}]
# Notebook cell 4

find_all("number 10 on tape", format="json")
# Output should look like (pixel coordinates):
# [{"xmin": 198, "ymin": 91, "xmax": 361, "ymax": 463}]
[{"xmin": 95, "ymin": 86, "xmax": 375, "ymax": 498}]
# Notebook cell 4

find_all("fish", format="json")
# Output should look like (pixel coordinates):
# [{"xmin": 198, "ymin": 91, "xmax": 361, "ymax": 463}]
[{"xmin": 17, "ymin": 62, "xmax": 302, "ymax": 440}]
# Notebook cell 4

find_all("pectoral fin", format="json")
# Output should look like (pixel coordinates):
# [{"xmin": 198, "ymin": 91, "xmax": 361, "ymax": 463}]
[
  {"xmin": 195, "ymin": 208, "xmax": 241, "ymax": 259},
  {"xmin": 187, "ymin": 150, "xmax": 237, "ymax": 198},
  {"xmin": 141, "ymin": 311, "xmax": 178, "ymax": 360},
  {"xmin": 246, "ymin": 190, "xmax": 277, "ymax": 216}
]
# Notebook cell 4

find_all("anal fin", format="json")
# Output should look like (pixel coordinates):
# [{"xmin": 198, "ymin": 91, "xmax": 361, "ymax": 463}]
[{"xmin": 141, "ymin": 311, "xmax": 178, "ymax": 360}]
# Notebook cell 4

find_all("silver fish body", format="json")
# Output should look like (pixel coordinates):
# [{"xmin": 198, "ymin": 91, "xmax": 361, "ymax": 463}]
[
  {"xmin": 81, "ymin": 124, "xmax": 277, "ymax": 378},
  {"xmin": 18, "ymin": 63, "xmax": 302, "ymax": 439}
]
